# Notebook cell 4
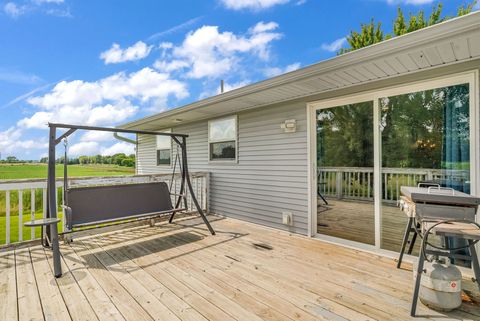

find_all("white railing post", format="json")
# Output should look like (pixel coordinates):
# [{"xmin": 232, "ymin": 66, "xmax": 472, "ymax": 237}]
[
  {"xmin": 18, "ymin": 190, "xmax": 23, "ymax": 242},
  {"xmin": 31, "ymin": 189, "xmax": 35, "ymax": 240},
  {"xmin": 336, "ymin": 169, "xmax": 343, "ymax": 199},
  {"xmin": 6, "ymin": 191, "xmax": 10, "ymax": 245}
]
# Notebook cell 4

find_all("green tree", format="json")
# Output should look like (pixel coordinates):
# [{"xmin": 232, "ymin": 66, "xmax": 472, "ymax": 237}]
[
  {"xmin": 338, "ymin": 1, "xmax": 476, "ymax": 54},
  {"xmin": 6, "ymin": 156, "xmax": 18, "ymax": 163}
]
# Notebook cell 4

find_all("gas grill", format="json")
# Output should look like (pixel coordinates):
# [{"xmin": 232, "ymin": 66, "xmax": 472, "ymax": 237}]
[{"xmin": 400, "ymin": 186, "xmax": 479, "ymax": 222}]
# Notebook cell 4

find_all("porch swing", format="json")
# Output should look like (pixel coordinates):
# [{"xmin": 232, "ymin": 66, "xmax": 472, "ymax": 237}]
[{"xmin": 37, "ymin": 123, "xmax": 215, "ymax": 278}]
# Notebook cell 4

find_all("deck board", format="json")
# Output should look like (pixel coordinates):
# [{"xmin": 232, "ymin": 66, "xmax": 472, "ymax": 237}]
[
  {"xmin": 1, "ymin": 216, "xmax": 479, "ymax": 321},
  {"xmin": 0, "ymin": 250, "xmax": 18, "ymax": 321}
]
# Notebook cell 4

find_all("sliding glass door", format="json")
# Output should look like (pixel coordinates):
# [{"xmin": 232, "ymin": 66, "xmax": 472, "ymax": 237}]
[
  {"xmin": 311, "ymin": 72, "xmax": 476, "ymax": 252},
  {"xmin": 316, "ymin": 101, "xmax": 375, "ymax": 245},
  {"xmin": 379, "ymin": 83, "xmax": 471, "ymax": 253}
]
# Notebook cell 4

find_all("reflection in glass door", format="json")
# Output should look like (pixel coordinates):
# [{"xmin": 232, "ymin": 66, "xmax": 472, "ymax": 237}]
[
  {"xmin": 316, "ymin": 101, "xmax": 375, "ymax": 245},
  {"xmin": 380, "ymin": 83, "xmax": 470, "ymax": 254}
]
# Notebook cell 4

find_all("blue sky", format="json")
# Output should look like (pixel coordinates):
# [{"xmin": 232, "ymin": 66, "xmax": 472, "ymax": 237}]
[{"xmin": 0, "ymin": 0, "xmax": 478, "ymax": 160}]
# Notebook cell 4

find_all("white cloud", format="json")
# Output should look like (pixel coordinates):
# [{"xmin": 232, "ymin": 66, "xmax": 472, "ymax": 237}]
[
  {"xmin": 68, "ymin": 141, "xmax": 134, "ymax": 156},
  {"xmin": 18, "ymin": 67, "xmax": 188, "ymax": 129},
  {"xmin": 250, "ymin": 21, "xmax": 278, "ymax": 33},
  {"xmin": 154, "ymin": 21, "xmax": 282, "ymax": 79},
  {"xmin": 263, "ymin": 62, "xmax": 300, "ymax": 77},
  {"xmin": 220, "ymin": 0, "xmax": 290, "ymax": 10},
  {"xmin": 101, "ymin": 142, "xmax": 134, "ymax": 156},
  {"xmin": 154, "ymin": 59, "xmax": 190, "ymax": 73},
  {"xmin": 4, "ymin": 0, "xmax": 68, "ymax": 19},
  {"xmin": 68, "ymin": 141, "xmax": 101, "ymax": 156},
  {"xmin": 321, "ymin": 37, "xmax": 347, "ymax": 53},
  {"xmin": 100, "ymin": 41, "xmax": 153, "ymax": 64},
  {"xmin": 80, "ymin": 131, "xmax": 115, "ymax": 143},
  {"xmin": 0, "ymin": 127, "xmax": 47, "ymax": 155},
  {"xmin": 3, "ymin": 2, "xmax": 26, "ymax": 18}
]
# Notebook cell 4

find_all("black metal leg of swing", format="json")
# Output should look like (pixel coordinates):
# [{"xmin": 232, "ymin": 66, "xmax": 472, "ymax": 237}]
[
  {"xmin": 411, "ymin": 241, "xmax": 426, "ymax": 317},
  {"xmin": 169, "ymin": 156, "xmax": 186, "ymax": 224},
  {"xmin": 468, "ymin": 240, "xmax": 480, "ymax": 289},
  {"xmin": 397, "ymin": 217, "xmax": 413, "ymax": 269}
]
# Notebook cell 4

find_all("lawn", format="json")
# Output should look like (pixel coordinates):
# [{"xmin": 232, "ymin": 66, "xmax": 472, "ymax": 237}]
[
  {"xmin": 0, "ymin": 163, "xmax": 134, "ymax": 245},
  {"xmin": 0, "ymin": 163, "xmax": 134, "ymax": 180}
]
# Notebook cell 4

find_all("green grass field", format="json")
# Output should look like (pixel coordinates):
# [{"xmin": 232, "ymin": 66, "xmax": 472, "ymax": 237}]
[
  {"xmin": 0, "ymin": 163, "xmax": 134, "ymax": 245},
  {"xmin": 0, "ymin": 163, "xmax": 134, "ymax": 180}
]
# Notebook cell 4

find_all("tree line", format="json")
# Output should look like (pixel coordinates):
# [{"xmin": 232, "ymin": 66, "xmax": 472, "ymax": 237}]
[
  {"xmin": 339, "ymin": 1, "xmax": 477, "ymax": 54},
  {"xmin": 39, "ymin": 153, "xmax": 136, "ymax": 167}
]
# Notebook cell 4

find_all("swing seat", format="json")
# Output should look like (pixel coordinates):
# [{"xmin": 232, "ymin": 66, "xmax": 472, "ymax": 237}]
[{"xmin": 64, "ymin": 182, "xmax": 185, "ymax": 229}]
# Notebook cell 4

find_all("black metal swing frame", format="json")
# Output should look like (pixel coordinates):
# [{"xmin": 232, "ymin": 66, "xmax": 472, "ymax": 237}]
[{"xmin": 44, "ymin": 122, "xmax": 215, "ymax": 278}]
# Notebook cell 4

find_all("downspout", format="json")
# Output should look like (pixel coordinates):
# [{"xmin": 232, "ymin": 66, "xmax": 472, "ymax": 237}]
[
  {"xmin": 113, "ymin": 132, "xmax": 137, "ymax": 174},
  {"xmin": 113, "ymin": 132, "xmax": 136, "ymax": 144}
]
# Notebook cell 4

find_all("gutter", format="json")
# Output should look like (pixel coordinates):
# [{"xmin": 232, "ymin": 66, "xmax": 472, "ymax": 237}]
[{"xmin": 113, "ymin": 132, "xmax": 136, "ymax": 144}]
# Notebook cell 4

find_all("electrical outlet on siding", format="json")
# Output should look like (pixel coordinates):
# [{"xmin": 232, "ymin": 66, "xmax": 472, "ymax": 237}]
[{"xmin": 282, "ymin": 212, "xmax": 293, "ymax": 225}]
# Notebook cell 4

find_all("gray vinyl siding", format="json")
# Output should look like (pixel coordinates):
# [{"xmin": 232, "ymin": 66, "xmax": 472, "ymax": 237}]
[{"xmin": 136, "ymin": 101, "xmax": 308, "ymax": 235}]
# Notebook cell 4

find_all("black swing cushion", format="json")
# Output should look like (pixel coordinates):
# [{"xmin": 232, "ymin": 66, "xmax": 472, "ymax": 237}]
[{"xmin": 66, "ymin": 182, "xmax": 173, "ymax": 228}]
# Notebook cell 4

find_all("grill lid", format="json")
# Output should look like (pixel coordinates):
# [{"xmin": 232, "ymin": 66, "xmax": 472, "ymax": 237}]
[{"xmin": 400, "ymin": 186, "xmax": 480, "ymax": 207}]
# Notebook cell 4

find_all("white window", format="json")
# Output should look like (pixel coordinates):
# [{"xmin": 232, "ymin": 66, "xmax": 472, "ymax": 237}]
[
  {"xmin": 208, "ymin": 116, "xmax": 237, "ymax": 162},
  {"xmin": 156, "ymin": 129, "xmax": 171, "ymax": 166}
]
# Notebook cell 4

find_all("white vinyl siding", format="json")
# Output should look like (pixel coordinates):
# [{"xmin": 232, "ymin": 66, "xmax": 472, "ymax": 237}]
[{"xmin": 136, "ymin": 102, "xmax": 308, "ymax": 235}]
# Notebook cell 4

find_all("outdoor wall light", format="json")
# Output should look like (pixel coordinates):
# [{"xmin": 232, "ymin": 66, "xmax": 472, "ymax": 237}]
[{"xmin": 281, "ymin": 119, "xmax": 297, "ymax": 133}]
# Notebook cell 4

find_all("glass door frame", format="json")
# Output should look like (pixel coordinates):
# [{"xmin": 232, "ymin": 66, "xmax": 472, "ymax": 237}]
[{"xmin": 307, "ymin": 70, "xmax": 479, "ymax": 256}]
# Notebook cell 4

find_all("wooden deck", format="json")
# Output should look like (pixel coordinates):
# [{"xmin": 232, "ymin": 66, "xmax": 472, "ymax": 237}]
[
  {"xmin": 1, "ymin": 215, "xmax": 480, "ymax": 321},
  {"xmin": 318, "ymin": 199, "xmax": 416, "ymax": 252}
]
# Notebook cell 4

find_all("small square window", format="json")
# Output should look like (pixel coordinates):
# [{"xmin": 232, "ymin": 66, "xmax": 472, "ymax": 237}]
[
  {"xmin": 208, "ymin": 116, "xmax": 237, "ymax": 162},
  {"xmin": 157, "ymin": 149, "xmax": 171, "ymax": 165},
  {"xmin": 156, "ymin": 129, "xmax": 171, "ymax": 166},
  {"xmin": 210, "ymin": 141, "xmax": 236, "ymax": 160}
]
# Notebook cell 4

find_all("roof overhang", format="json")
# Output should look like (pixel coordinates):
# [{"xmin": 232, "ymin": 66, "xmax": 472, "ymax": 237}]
[{"xmin": 120, "ymin": 11, "xmax": 480, "ymax": 131}]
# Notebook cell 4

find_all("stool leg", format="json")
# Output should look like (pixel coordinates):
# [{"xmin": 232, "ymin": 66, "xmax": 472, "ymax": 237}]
[
  {"xmin": 50, "ymin": 223, "xmax": 62, "ymax": 278},
  {"xmin": 398, "ymin": 217, "xmax": 413, "ymax": 269},
  {"xmin": 408, "ymin": 224, "xmax": 418, "ymax": 255},
  {"xmin": 468, "ymin": 240, "xmax": 480, "ymax": 289},
  {"xmin": 411, "ymin": 242, "xmax": 426, "ymax": 317}
]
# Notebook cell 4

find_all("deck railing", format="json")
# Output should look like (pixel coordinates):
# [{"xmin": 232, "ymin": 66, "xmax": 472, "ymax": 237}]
[
  {"xmin": 318, "ymin": 167, "xmax": 469, "ymax": 202},
  {"xmin": 0, "ymin": 172, "xmax": 209, "ymax": 246}
]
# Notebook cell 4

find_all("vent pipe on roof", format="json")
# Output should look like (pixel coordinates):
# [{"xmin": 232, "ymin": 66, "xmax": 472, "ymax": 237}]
[{"xmin": 220, "ymin": 79, "xmax": 224, "ymax": 94}]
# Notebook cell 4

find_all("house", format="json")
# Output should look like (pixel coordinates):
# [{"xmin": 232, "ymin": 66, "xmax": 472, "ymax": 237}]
[{"xmin": 120, "ymin": 11, "xmax": 480, "ymax": 257}]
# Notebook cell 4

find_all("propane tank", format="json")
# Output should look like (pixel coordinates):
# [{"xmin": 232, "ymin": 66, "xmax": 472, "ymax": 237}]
[{"xmin": 415, "ymin": 257, "xmax": 462, "ymax": 311}]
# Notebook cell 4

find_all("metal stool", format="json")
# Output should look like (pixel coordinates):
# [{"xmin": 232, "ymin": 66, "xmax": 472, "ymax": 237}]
[{"xmin": 24, "ymin": 218, "xmax": 62, "ymax": 278}]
